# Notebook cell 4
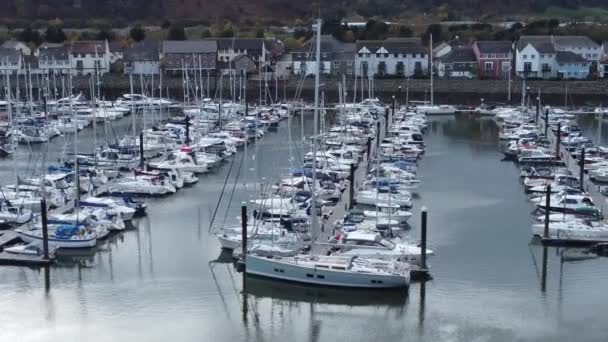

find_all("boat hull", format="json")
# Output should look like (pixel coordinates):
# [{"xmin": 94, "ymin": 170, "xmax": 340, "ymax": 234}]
[{"xmin": 246, "ymin": 255, "xmax": 409, "ymax": 288}]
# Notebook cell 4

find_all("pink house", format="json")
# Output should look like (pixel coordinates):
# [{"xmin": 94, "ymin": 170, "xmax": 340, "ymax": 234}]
[{"xmin": 472, "ymin": 41, "xmax": 513, "ymax": 79}]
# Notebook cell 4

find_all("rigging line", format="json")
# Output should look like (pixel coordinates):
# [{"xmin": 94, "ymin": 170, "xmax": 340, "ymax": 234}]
[
  {"xmin": 208, "ymin": 152, "xmax": 238, "ymax": 232},
  {"xmin": 220, "ymin": 151, "xmax": 245, "ymax": 230}
]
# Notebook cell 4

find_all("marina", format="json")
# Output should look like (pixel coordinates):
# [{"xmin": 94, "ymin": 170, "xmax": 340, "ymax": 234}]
[{"xmin": 1, "ymin": 30, "xmax": 608, "ymax": 342}]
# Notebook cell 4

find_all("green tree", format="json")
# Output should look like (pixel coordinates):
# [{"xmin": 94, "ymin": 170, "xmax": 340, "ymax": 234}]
[
  {"xmin": 200, "ymin": 29, "xmax": 212, "ymax": 38},
  {"xmin": 19, "ymin": 26, "xmax": 42, "ymax": 46},
  {"xmin": 96, "ymin": 28, "xmax": 115, "ymax": 41},
  {"xmin": 255, "ymin": 28, "xmax": 265, "ymax": 39},
  {"xmin": 167, "ymin": 24, "xmax": 187, "ymax": 40},
  {"xmin": 423, "ymin": 24, "xmax": 442, "ymax": 46},
  {"xmin": 44, "ymin": 19, "xmax": 66, "ymax": 43},
  {"xmin": 219, "ymin": 23, "xmax": 235, "ymax": 38},
  {"xmin": 130, "ymin": 25, "xmax": 146, "ymax": 42}
]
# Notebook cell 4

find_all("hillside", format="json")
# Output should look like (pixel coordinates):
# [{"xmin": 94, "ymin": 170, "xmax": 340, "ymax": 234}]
[{"xmin": 1, "ymin": 0, "xmax": 608, "ymax": 24}]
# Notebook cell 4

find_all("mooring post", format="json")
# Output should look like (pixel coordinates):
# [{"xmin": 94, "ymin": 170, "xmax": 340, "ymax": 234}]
[
  {"xmin": 544, "ymin": 184, "xmax": 551, "ymax": 239},
  {"xmin": 580, "ymin": 148, "xmax": 585, "ymax": 191},
  {"xmin": 391, "ymin": 95, "xmax": 395, "ymax": 130},
  {"xmin": 420, "ymin": 206, "xmax": 428, "ymax": 270},
  {"xmin": 139, "ymin": 131, "xmax": 144, "ymax": 169},
  {"xmin": 41, "ymin": 198, "xmax": 49, "ymax": 260},
  {"xmin": 185, "ymin": 116, "xmax": 190, "ymax": 145},
  {"xmin": 556, "ymin": 122, "xmax": 561, "ymax": 160},
  {"xmin": 384, "ymin": 107, "xmax": 389, "ymax": 134},
  {"xmin": 376, "ymin": 121, "xmax": 381, "ymax": 149},
  {"xmin": 241, "ymin": 202, "xmax": 248, "ymax": 268},
  {"xmin": 545, "ymin": 109, "xmax": 549, "ymax": 138},
  {"xmin": 349, "ymin": 164, "xmax": 355, "ymax": 209}
]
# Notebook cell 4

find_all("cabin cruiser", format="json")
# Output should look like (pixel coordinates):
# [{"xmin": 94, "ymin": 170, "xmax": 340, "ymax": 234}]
[
  {"xmin": 355, "ymin": 189, "xmax": 412, "ymax": 208},
  {"xmin": 531, "ymin": 221, "xmax": 608, "ymax": 242},
  {"xmin": 535, "ymin": 194, "xmax": 595, "ymax": 213},
  {"xmin": 246, "ymin": 254, "xmax": 410, "ymax": 288},
  {"xmin": 329, "ymin": 231, "xmax": 433, "ymax": 266},
  {"xmin": 148, "ymin": 151, "xmax": 209, "ymax": 174}
]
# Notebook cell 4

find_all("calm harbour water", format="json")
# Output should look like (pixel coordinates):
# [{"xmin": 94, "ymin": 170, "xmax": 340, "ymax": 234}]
[{"xmin": 0, "ymin": 113, "xmax": 607, "ymax": 342}]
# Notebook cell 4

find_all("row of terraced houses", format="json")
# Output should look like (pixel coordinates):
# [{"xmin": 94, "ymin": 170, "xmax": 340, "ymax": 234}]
[{"xmin": 0, "ymin": 35, "xmax": 607, "ymax": 80}]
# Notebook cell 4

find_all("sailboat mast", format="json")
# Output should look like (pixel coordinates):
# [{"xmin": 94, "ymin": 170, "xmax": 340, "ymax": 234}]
[
  {"xmin": 130, "ymin": 73, "xmax": 135, "ymax": 137},
  {"xmin": 310, "ymin": 18, "xmax": 322, "ymax": 240},
  {"xmin": 69, "ymin": 74, "xmax": 80, "ymax": 208}
]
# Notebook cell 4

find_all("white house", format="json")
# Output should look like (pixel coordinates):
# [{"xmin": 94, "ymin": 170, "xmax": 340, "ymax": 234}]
[
  {"xmin": 38, "ymin": 47, "xmax": 70, "ymax": 75},
  {"xmin": 355, "ymin": 39, "xmax": 429, "ymax": 77},
  {"xmin": 516, "ymin": 40, "xmax": 556, "ymax": 79},
  {"xmin": 292, "ymin": 35, "xmax": 348, "ymax": 76},
  {"xmin": 123, "ymin": 41, "xmax": 160, "ymax": 75},
  {"xmin": 1, "ymin": 41, "xmax": 31, "ymax": 56},
  {"xmin": 69, "ymin": 40, "xmax": 111, "ymax": 76},
  {"xmin": 0, "ymin": 48, "xmax": 22, "ymax": 75}
]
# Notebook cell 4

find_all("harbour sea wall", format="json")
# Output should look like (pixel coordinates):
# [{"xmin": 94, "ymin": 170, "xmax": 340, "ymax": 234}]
[{"xmin": 10, "ymin": 75, "xmax": 608, "ymax": 106}]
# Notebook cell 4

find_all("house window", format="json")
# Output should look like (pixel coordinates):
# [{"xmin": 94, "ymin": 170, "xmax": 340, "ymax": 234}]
[
  {"xmin": 524, "ymin": 62, "xmax": 532, "ymax": 73},
  {"xmin": 322, "ymin": 53, "xmax": 327, "ymax": 58},
  {"xmin": 376, "ymin": 53, "xmax": 381, "ymax": 58},
  {"xmin": 485, "ymin": 62, "xmax": 493, "ymax": 72},
  {"xmin": 347, "ymin": 70, "xmax": 352, "ymax": 75},
  {"xmin": 358, "ymin": 53, "xmax": 363, "ymax": 57},
  {"xmin": 540, "ymin": 54, "xmax": 544, "ymax": 58},
  {"xmin": 523, "ymin": 55, "xmax": 527, "ymax": 59},
  {"xmin": 394, "ymin": 53, "xmax": 398, "ymax": 58},
  {"xmin": 384, "ymin": 53, "xmax": 388, "ymax": 58},
  {"xmin": 531, "ymin": 55, "xmax": 535, "ymax": 59},
  {"xmin": 347, "ymin": 61, "xmax": 353, "ymax": 66}
]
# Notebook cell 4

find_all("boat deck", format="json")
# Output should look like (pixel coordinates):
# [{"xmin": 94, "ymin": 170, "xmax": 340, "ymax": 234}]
[
  {"xmin": 538, "ymin": 118, "xmax": 608, "ymax": 216},
  {"xmin": 0, "ymin": 231, "xmax": 53, "ymax": 266}
]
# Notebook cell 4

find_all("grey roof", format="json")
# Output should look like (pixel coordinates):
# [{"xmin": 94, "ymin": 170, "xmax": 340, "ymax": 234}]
[
  {"xmin": 38, "ymin": 47, "xmax": 69, "ymax": 61},
  {"xmin": 295, "ymin": 35, "xmax": 353, "ymax": 54},
  {"xmin": 1, "ymin": 41, "xmax": 25, "ymax": 49},
  {"xmin": 124, "ymin": 41, "xmax": 159, "ymax": 62},
  {"xmin": 384, "ymin": 37, "xmax": 422, "ymax": 44},
  {"xmin": 521, "ymin": 35, "xmax": 599, "ymax": 49},
  {"xmin": 356, "ymin": 40, "xmax": 428, "ymax": 54},
  {"xmin": 213, "ymin": 38, "xmax": 269, "ymax": 51},
  {"xmin": 517, "ymin": 38, "xmax": 555, "ymax": 53},
  {"xmin": 475, "ymin": 41, "xmax": 512, "ymax": 54},
  {"xmin": 556, "ymin": 51, "xmax": 589, "ymax": 64},
  {"xmin": 0, "ymin": 48, "xmax": 21, "ymax": 62},
  {"xmin": 438, "ymin": 47, "xmax": 477, "ymax": 63},
  {"xmin": 163, "ymin": 40, "xmax": 217, "ymax": 54}
]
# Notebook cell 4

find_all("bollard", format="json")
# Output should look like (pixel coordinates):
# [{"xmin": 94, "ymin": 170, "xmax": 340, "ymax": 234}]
[
  {"xmin": 545, "ymin": 109, "xmax": 549, "ymax": 138},
  {"xmin": 376, "ymin": 121, "xmax": 381, "ymax": 149},
  {"xmin": 544, "ymin": 184, "xmax": 551, "ymax": 239},
  {"xmin": 556, "ymin": 123, "xmax": 561, "ymax": 160},
  {"xmin": 420, "ymin": 207, "xmax": 428, "ymax": 270},
  {"xmin": 384, "ymin": 107, "xmax": 389, "ymax": 134},
  {"xmin": 241, "ymin": 202, "xmax": 248, "ymax": 267},
  {"xmin": 41, "ymin": 198, "xmax": 49, "ymax": 260},
  {"xmin": 349, "ymin": 164, "xmax": 355, "ymax": 209},
  {"xmin": 185, "ymin": 116, "xmax": 191, "ymax": 145},
  {"xmin": 580, "ymin": 148, "xmax": 585, "ymax": 191},
  {"xmin": 139, "ymin": 132, "xmax": 144, "ymax": 169}
]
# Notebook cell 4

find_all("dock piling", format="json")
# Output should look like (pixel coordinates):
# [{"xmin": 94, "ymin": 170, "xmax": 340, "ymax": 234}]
[
  {"xmin": 556, "ymin": 123, "xmax": 561, "ymax": 159},
  {"xmin": 349, "ymin": 164, "xmax": 355, "ymax": 209},
  {"xmin": 384, "ymin": 107, "xmax": 389, "ymax": 134},
  {"xmin": 580, "ymin": 148, "xmax": 585, "ymax": 191},
  {"xmin": 241, "ymin": 202, "xmax": 247, "ymax": 268},
  {"xmin": 545, "ymin": 109, "xmax": 549, "ymax": 138},
  {"xmin": 185, "ymin": 116, "xmax": 190, "ymax": 144},
  {"xmin": 139, "ymin": 131, "xmax": 144, "ymax": 169},
  {"xmin": 40, "ymin": 198, "xmax": 49, "ymax": 260},
  {"xmin": 376, "ymin": 121, "xmax": 380, "ymax": 149},
  {"xmin": 544, "ymin": 185, "xmax": 551, "ymax": 239},
  {"xmin": 420, "ymin": 206, "xmax": 428, "ymax": 270}
]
